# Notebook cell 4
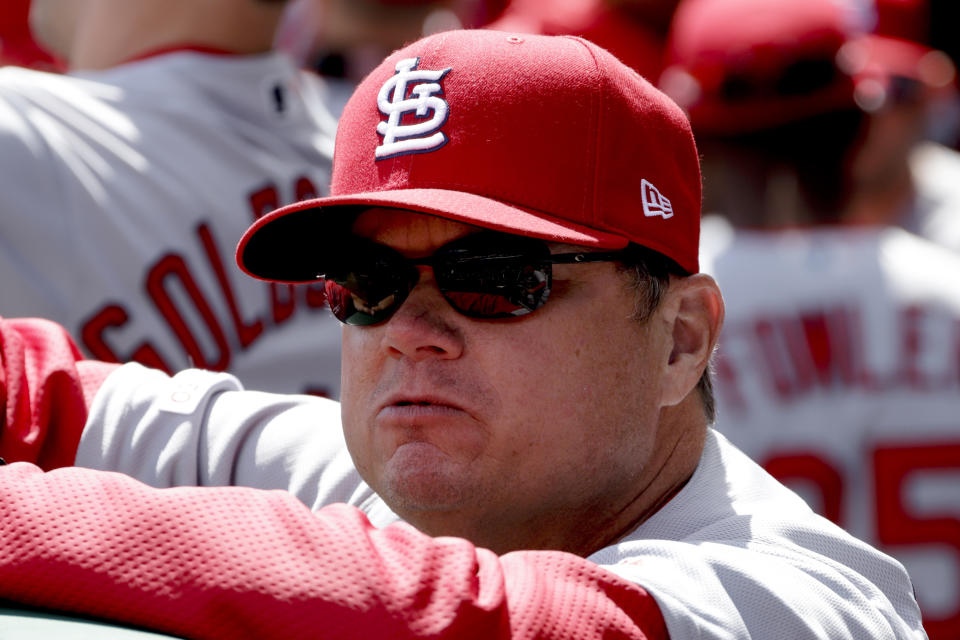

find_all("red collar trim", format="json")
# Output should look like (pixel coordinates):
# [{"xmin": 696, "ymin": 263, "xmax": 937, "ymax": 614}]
[{"xmin": 121, "ymin": 45, "xmax": 239, "ymax": 65}]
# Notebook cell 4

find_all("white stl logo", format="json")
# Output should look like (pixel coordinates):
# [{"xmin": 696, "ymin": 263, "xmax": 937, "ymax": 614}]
[
  {"xmin": 376, "ymin": 57, "xmax": 452, "ymax": 160},
  {"xmin": 641, "ymin": 179, "xmax": 674, "ymax": 219}
]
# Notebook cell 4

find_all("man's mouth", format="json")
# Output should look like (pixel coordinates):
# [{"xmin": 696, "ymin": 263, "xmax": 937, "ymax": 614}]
[{"xmin": 378, "ymin": 394, "xmax": 470, "ymax": 421}]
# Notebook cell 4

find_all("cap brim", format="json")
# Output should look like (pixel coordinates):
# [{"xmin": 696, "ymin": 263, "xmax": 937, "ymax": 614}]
[{"xmin": 237, "ymin": 188, "xmax": 630, "ymax": 283}]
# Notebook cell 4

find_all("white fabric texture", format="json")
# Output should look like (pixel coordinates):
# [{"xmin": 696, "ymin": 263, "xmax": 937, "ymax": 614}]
[
  {"xmin": 78, "ymin": 363, "xmax": 927, "ymax": 639},
  {"xmin": 906, "ymin": 141, "xmax": 960, "ymax": 253},
  {"xmin": 0, "ymin": 52, "xmax": 343, "ymax": 397}
]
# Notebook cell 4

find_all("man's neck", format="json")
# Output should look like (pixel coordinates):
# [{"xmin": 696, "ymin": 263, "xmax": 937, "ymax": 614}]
[
  {"xmin": 67, "ymin": 0, "xmax": 284, "ymax": 71},
  {"xmin": 842, "ymin": 162, "xmax": 915, "ymax": 227}
]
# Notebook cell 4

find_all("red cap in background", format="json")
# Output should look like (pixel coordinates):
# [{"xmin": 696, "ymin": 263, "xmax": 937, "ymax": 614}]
[
  {"xmin": 659, "ymin": 0, "xmax": 865, "ymax": 134},
  {"xmin": 840, "ymin": 0, "xmax": 955, "ymax": 111},
  {"xmin": 838, "ymin": 33, "xmax": 956, "ymax": 111},
  {"xmin": 238, "ymin": 29, "xmax": 702, "ymax": 280},
  {"xmin": 660, "ymin": 0, "xmax": 956, "ymax": 134}
]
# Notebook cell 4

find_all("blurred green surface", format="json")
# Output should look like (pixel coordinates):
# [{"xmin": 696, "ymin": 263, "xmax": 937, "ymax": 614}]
[{"xmin": 0, "ymin": 604, "xmax": 183, "ymax": 638}]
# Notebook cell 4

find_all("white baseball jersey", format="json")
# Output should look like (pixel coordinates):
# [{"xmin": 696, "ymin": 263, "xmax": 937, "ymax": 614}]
[
  {"xmin": 701, "ymin": 216, "xmax": 960, "ymax": 639},
  {"xmin": 0, "ymin": 50, "xmax": 343, "ymax": 396},
  {"xmin": 72, "ymin": 362, "xmax": 926, "ymax": 639}
]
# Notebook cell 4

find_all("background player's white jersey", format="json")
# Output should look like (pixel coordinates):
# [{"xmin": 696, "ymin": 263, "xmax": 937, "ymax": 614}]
[
  {"xmin": 701, "ymin": 216, "xmax": 960, "ymax": 639},
  {"xmin": 907, "ymin": 141, "xmax": 960, "ymax": 253},
  {"xmin": 0, "ymin": 51, "xmax": 342, "ymax": 396}
]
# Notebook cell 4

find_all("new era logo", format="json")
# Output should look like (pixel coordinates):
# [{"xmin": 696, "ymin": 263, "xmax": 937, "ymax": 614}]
[{"xmin": 641, "ymin": 179, "xmax": 673, "ymax": 219}]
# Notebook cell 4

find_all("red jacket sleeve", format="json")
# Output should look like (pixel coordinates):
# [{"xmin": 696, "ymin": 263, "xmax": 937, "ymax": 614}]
[
  {"xmin": 0, "ymin": 317, "xmax": 118, "ymax": 468},
  {"xmin": 0, "ymin": 462, "xmax": 669, "ymax": 640}
]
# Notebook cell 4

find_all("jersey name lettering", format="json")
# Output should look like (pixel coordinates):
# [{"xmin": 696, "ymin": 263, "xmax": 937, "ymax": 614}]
[
  {"xmin": 80, "ymin": 176, "xmax": 333, "ymax": 397},
  {"xmin": 715, "ymin": 302, "xmax": 960, "ymax": 412}
]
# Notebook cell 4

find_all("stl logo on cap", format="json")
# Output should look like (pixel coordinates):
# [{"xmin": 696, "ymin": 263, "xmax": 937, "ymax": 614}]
[{"xmin": 375, "ymin": 57, "xmax": 452, "ymax": 160}]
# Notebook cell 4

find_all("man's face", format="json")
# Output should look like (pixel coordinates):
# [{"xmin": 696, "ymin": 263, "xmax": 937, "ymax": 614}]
[{"xmin": 339, "ymin": 209, "xmax": 676, "ymax": 554}]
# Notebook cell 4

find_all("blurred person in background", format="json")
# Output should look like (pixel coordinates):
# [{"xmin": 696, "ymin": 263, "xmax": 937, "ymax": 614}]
[
  {"xmin": 660, "ymin": 0, "xmax": 960, "ymax": 637},
  {"xmin": 0, "ymin": 0, "xmax": 344, "ymax": 397},
  {"xmin": 274, "ymin": 0, "xmax": 495, "ymax": 115},
  {"xmin": 928, "ymin": 0, "xmax": 960, "ymax": 148},
  {"xmin": 842, "ymin": 0, "xmax": 960, "ymax": 251}
]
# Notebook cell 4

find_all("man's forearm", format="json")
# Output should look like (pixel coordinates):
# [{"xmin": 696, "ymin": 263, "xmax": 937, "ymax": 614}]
[{"xmin": 0, "ymin": 462, "xmax": 668, "ymax": 640}]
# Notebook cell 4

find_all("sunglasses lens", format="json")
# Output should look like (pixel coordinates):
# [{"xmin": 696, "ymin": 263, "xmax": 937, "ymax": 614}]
[
  {"xmin": 323, "ymin": 243, "xmax": 416, "ymax": 325},
  {"xmin": 323, "ymin": 280, "xmax": 400, "ymax": 325},
  {"xmin": 434, "ymin": 235, "xmax": 552, "ymax": 319},
  {"xmin": 322, "ymin": 233, "xmax": 555, "ymax": 324}
]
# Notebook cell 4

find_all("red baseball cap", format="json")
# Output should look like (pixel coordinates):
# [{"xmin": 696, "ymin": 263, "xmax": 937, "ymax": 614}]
[
  {"xmin": 659, "ymin": 0, "xmax": 866, "ymax": 134},
  {"xmin": 237, "ymin": 28, "xmax": 702, "ymax": 281}
]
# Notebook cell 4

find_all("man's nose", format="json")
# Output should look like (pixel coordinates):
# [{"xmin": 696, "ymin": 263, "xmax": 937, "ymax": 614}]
[{"xmin": 380, "ymin": 268, "xmax": 465, "ymax": 362}]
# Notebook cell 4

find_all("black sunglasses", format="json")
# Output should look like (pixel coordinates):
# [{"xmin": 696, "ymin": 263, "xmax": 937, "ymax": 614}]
[{"xmin": 318, "ymin": 231, "xmax": 631, "ymax": 325}]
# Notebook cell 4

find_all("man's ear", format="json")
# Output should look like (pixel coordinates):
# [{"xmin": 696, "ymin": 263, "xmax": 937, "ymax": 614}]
[{"xmin": 659, "ymin": 274, "xmax": 724, "ymax": 407}]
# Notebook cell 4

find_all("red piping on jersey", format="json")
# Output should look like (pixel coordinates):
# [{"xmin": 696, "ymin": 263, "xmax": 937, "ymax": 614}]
[{"xmin": 120, "ymin": 45, "xmax": 240, "ymax": 65}]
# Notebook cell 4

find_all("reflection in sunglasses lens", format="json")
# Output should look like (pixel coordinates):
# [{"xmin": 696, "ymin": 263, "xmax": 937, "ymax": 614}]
[{"xmin": 443, "ymin": 290, "xmax": 531, "ymax": 318}]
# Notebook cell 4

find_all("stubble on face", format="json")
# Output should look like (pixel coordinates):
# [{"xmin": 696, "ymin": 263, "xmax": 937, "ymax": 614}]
[{"xmin": 354, "ymin": 359, "xmax": 502, "ymax": 511}]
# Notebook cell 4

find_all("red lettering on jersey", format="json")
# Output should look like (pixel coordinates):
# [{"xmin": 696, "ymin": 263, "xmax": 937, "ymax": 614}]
[
  {"xmin": 249, "ymin": 184, "xmax": 297, "ymax": 324},
  {"xmin": 799, "ymin": 312, "xmax": 831, "ymax": 384},
  {"xmin": 729, "ymin": 302, "xmax": 960, "ymax": 405},
  {"xmin": 775, "ymin": 306, "xmax": 870, "ymax": 398},
  {"xmin": 899, "ymin": 306, "xmax": 927, "ymax": 390},
  {"xmin": 753, "ymin": 318, "xmax": 796, "ymax": 400},
  {"xmin": 80, "ymin": 304, "xmax": 173, "ymax": 373},
  {"xmin": 774, "ymin": 316, "xmax": 811, "ymax": 397},
  {"xmin": 292, "ymin": 176, "xmax": 329, "ymax": 309},
  {"xmin": 752, "ymin": 440, "xmax": 960, "ymax": 637},
  {"xmin": 874, "ymin": 441, "xmax": 960, "ymax": 639},
  {"xmin": 197, "ymin": 223, "xmax": 264, "ymax": 348},
  {"xmin": 763, "ymin": 452, "xmax": 843, "ymax": 525},
  {"xmin": 77, "ymin": 175, "xmax": 330, "ymax": 383},
  {"xmin": 845, "ymin": 306, "xmax": 881, "ymax": 391},
  {"xmin": 249, "ymin": 184, "xmax": 281, "ymax": 217},
  {"xmin": 800, "ymin": 307, "xmax": 861, "ymax": 388},
  {"xmin": 271, "ymin": 282, "xmax": 298, "ymax": 323},
  {"xmin": 303, "ymin": 282, "xmax": 327, "ymax": 308},
  {"xmin": 294, "ymin": 176, "xmax": 318, "ymax": 201},
  {"xmin": 146, "ymin": 254, "xmax": 231, "ymax": 371}
]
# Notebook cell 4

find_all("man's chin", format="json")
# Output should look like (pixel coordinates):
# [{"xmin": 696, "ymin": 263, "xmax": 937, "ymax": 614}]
[{"xmin": 379, "ymin": 442, "xmax": 478, "ymax": 515}]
